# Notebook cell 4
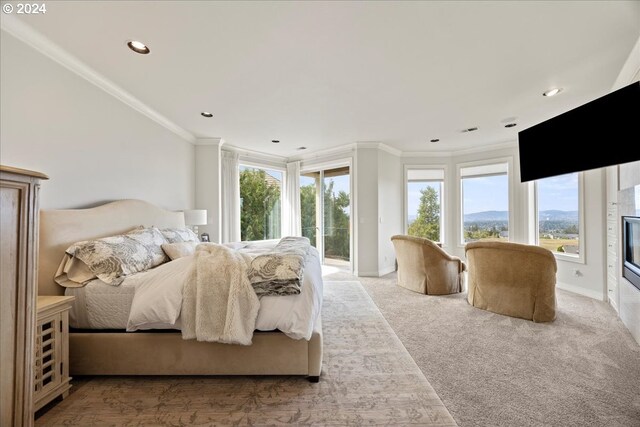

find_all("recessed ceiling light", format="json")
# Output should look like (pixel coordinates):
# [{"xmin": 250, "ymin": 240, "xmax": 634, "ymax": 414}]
[
  {"xmin": 543, "ymin": 88, "xmax": 562, "ymax": 97},
  {"xmin": 461, "ymin": 127, "xmax": 478, "ymax": 133},
  {"xmin": 200, "ymin": 112, "xmax": 213, "ymax": 118},
  {"xmin": 297, "ymin": 146, "xmax": 307, "ymax": 150},
  {"xmin": 127, "ymin": 40, "xmax": 150, "ymax": 54},
  {"xmin": 271, "ymin": 140, "xmax": 280, "ymax": 144},
  {"xmin": 430, "ymin": 139, "xmax": 440, "ymax": 143},
  {"xmin": 504, "ymin": 123, "xmax": 517, "ymax": 128}
]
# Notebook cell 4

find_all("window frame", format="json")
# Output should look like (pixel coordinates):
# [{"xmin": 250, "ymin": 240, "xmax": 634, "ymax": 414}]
[
  {"xmin": 534, "ymin": 172, "xmax": 585, "ymax": 264},
  {"xmin": 238, "ymin": 161, "xmax": 286, "ymax": 241},
  {"xmin": 457, "ymin": 157, "xmax": 513, "ymax": 247},
  {"xmin": 403, "ymin": 165, "xmax": 447, "ymax": 246}
]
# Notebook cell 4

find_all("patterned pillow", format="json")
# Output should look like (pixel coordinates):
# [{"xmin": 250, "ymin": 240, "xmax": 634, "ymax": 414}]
[
  {"xmin": 160, "ymin": 227, "xmax": 199, "ymax": 243},
  {"xmin": 72, "ymin": 227, "xmax": 169, "ymax": 285}
]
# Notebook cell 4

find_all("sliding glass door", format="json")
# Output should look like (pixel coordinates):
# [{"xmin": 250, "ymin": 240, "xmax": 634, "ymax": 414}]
[{"xmin": 300, "ymin": 165, "xmax": 351, "ymax": 269}]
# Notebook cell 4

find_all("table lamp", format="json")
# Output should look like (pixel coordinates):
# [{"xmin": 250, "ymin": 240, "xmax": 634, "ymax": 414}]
[{"xmin": 183, "ymin": 209, "xmax": 207, "ymax": 236}]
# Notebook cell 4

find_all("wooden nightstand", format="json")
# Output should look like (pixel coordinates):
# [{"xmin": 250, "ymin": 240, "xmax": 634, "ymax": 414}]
[{"xmin": 34, "ymin": 296, "xmax": 75, "ymax": 412}]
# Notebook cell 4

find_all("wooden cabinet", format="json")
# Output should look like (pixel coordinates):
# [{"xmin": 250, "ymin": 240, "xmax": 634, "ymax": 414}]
[
  {"xmin": 1, "ymin": 165, "xmax": 47, "ymax": 427},
  {"xmin": 34, "ymin": 296, "xmax": 74, "ymax": 411},
  {"xmin": 605, "ymin": 165, "xmax": 619, "ymax": 312}
]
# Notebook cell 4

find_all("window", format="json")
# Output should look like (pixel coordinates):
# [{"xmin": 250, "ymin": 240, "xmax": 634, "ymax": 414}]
[
  {"xmin": 406, "ymin": 168, "xmax": 444, "ymax": 243},
  {"xmin": 239, "ymin": 165, "xmax": 282, "ymax": 241},
  {"xmin": 460, "ymin": 162, "xmax": 509, "ymax": 244},
  {"xmin": 536, "ymin": 172, "xmax": 581, "ymax": 257}
]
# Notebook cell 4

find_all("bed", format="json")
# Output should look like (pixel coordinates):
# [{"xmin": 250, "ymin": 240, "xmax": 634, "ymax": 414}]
[{"xmin": 38, "ymin": 199, "xmax": 323, "ymax": 381}]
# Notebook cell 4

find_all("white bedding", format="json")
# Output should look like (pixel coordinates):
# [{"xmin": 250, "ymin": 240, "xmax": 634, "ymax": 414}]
[{"xmin": 65, "ymin": 245, "xmax": 323, "ymax": 341}]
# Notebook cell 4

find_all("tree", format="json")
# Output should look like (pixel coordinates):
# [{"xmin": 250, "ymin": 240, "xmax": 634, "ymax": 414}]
[
  {"xmin": 300, "ymin": 184, "xmax": 317, "ymax": 246},
  {"xmin": 408, "ymin": 187, "xmax": 440, "ymax": 241},
  {"xmin": 300, "ymin": 180, "xmax": 351, "ymax": 260},
  {"xmin": 323, "ymin": 181, "xmax": 350, "ymax": 260},
  {"xmin": 239, "ymin": 169, "xmax": 281, "ymax": 241}
]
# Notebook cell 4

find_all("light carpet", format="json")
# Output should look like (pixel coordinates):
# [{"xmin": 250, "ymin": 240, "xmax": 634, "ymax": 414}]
[
  {"xmin": 335, "ymin": 271, "xmax": 640, "ymax": 427},
  {"xmin": 36, "ymin": 281, "xmax": 456, "ymax": 426}
]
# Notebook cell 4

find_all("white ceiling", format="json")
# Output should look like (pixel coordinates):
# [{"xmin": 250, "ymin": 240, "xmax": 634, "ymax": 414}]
[{"xmin": 8, "ymin": 1, "xmax": 640, "ymax": 157}]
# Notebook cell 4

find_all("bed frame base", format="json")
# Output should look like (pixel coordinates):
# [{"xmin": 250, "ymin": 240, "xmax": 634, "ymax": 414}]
[{"xmin": 69, "ymin": 317, "xmax": 322, "ymax": 378}]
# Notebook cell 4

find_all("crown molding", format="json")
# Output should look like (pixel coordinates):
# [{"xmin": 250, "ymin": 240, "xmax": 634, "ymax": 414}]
[
  {"xmin": 222, "ymin": 139, "xmax": 516, "ymax": 165},
  {"xmin": 453, "ymin": 140, "xmax": 517, "ymax": 156},
  {"xmin": 288, "ymin": 143, "xmax": 356, "ymax": 162},
  {"xmin": 1, "ymin": 14, "xmax": 196, "ymax": 144},
  {"xmin": 355, "ymin": 142, "xmax": 402, "ymax": 157},
  {"xmin": 194, "ymin": 138, "xmax": 224, "ymax": 147},
  {"xmin": 223, "ymin": 144, "xmax": 287, "ymax": 164},
  {"xmin": 401, "ymin": 150, "xmax": 453, "ymax": 158},
  {"xmin": 402, "ymin": 140, "xmax": 517, "ymax": 158}
]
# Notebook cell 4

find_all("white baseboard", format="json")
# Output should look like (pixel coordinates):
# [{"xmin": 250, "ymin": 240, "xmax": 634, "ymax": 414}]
[
  {"xmin": 556, "ymin": 281, "xmax": 606, "ymax": 301},
  {"xmin": 356, "ymin": 266, "xmax": 396, "ymax": 278},
  {"xmin": 356, "ymin": 270, "xmax": 379, "ymax": 277},
  {"xmin": 378, "ymin": 265, "xmax": 396, "ymax": 277}
]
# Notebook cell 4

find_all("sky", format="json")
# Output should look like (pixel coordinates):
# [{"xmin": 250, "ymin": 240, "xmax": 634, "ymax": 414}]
[
  {"xmin": 462, "ymin": 174, "xmax": 509, "ymax": 214},
  {"xmin": 248, "ymin": 166, "xmax": 578, "ymax": 216},
  {"xmin": 537, "ymin": 173, "xmax": 579, "ymax": 212},
  {"xmin": 409, "ymin": 173, "xmax": 578, "ymax": 218}
]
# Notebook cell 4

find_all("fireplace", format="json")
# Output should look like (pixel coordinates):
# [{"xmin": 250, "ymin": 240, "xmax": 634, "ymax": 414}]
[{"xmin": 622, "ymin": 216, "xmax": 640, "ymax": 291}]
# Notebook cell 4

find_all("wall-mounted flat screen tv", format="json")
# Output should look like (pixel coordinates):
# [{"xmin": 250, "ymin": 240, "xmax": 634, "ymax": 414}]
[
  {"xmin": 623, "ymin": 216, "xmax": 640, "ymax": 292},
  {"xmin": 518, "ymin": 81, "xmax": 640, "ymax": 183}
]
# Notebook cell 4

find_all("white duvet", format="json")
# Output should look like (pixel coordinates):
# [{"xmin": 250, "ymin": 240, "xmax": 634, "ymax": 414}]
[{"xmin": 91, "ymin": 244, "xmax": 323, "ymax": 341}]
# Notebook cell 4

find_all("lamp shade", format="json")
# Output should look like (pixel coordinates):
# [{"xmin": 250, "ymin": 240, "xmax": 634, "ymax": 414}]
[{"xmin": 183, "ymin": 209, "xmax": 207, "ymax": 226}]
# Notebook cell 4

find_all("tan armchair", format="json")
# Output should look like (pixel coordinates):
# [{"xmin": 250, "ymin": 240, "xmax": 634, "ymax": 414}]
[
  {"xmin": 391, "ymin": 235, "xmax": 466, "ymax": 295},
  {"xmin": 465, "ymin": 241, "xmax": 557, "ymax": 322}
]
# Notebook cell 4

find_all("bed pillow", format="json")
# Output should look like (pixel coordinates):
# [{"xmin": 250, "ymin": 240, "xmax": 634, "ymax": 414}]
[
  {"xmin": 70, "ymin": 227, "xmax": 169, "ymax": 286},
  {"xmin": 160, "ymin": 227, "xmax": 199, "ymax": 243},
  {"xmin": 54, "ymin": 254, "xmax": 97, "ymax": 288},
  {"xmin": 162, "ymin": 241, "xmax": 198, "ymax": 260}
]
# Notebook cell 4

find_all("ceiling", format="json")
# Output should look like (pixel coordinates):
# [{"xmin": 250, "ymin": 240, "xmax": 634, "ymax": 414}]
[{"xmin": 7, "ymin": 1, "xmax": 640, "ymax": 157}]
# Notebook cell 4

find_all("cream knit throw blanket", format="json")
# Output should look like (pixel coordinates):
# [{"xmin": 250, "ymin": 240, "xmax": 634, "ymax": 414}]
[{"xmin": 181, "ymin": 244, "xmax": 259, "ymax": 345}]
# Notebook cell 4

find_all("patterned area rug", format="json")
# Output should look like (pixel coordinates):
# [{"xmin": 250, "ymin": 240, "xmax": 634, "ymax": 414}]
[{"xmin": 36, "ymin": 281, "xmax": 456, "ymax": 426}]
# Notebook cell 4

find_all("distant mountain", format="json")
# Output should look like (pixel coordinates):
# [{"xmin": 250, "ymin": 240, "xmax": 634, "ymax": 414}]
[
  {"xmin": 538, "ymin": 210, "xmax": 579, "ymax": 221},
  {"xmin": 463, "ymin": 210, "xmax": 578, "ymax": 222},
  {"xmin": 464, "ymin": 210, "xmax": 508, "ymax": 222}
]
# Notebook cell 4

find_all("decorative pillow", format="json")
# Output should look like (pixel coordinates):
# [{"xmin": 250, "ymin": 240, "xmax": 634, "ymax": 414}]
[
  {"xmin": 71, "ymin": 227, "xmax": 169, "ymax": 285},
  {"xmin": 160, "ymin": 227, "xmax": 199, "ymax": 243},
  {"xmin": 162, "ymin": 241, "xmax": 198, "ymax": 260}
]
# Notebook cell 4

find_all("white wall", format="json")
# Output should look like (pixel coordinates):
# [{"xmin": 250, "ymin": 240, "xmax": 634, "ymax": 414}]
[
  {"xmin": 354, "ymin": 147, "xmax": 379, "ymax": 275},
  {"xmin": 0, "ymin": 33, "xmax": 194, "ymax": 210},
  {"xmin": 377, "ymin": 150, "xmax": 403, "ymax": 275},
  {"xmin": 195, "ymin": 142, "xmax": 222, "ymax": 243}
]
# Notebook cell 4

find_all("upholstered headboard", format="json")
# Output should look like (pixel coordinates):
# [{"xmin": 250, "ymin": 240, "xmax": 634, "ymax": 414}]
[{"xmin": 38, "ymin": 199, "xmax": 185, "ymax": 296}]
